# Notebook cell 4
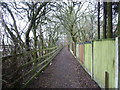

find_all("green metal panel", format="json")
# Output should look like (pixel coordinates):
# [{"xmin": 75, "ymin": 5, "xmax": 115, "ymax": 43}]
[
  {"xmin": 84, "ymin": 44, "xmax": 92, "ymax": 73},
  {"xmin": 93, "ymin": 40, "xmax": 115, "ymax": 88},
  {"xmin": 76, "ymin": 44, "xmax": 79, "ymax": 59}
]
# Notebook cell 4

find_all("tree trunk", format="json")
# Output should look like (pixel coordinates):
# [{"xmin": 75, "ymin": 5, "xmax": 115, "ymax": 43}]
[
  {"xmin": 103, "ymin": 2, "xmax": 107, "ymax": 39},
  {"xmin": 40, "ymin": 31, "xmax": 44, "ymax": 56},
  {"xmin": 107, "ymin": 2, "xmax": 112, "ymax": 38},
  {"xmin": 72, "ymin": 37, "xmax": 77, "ymax": 56},
  {"xmin": 118, "ymin": 1, "xmax": 120, "ymax": 36},
  {"xmin": 98, "ymin": 2, "xmax": 100, "ymax": 39},
  {"xmin": 33, "ymin": 22, "xmax": 38, "ymax": 58}
]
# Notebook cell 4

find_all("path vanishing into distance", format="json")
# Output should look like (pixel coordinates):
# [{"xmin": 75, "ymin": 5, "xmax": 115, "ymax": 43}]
[{"xmin": 27, "ymin": 47, "xmax": 100, "ymax": 88}]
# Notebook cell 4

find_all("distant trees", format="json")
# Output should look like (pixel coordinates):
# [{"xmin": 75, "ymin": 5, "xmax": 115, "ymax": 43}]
[
  {"xmin": 55, "ymin": 2, "xmax": 81, "ymax": 56},
  {"xmin": 55, "ymin": 1, "xmax": 98, "ymax": 55}
]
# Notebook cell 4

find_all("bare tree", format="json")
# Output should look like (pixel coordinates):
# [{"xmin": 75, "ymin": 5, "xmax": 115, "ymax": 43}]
[
  {"xmin": 103, "ymin": 2, "xmax": 107, "ymax": 39},
  {"xmin": 107, "ymin": 2, "xmax": 113, "ymax": 38},
  {"xmin": 98, "ymin": 1, "xmax": 100, "ymax": 39}
]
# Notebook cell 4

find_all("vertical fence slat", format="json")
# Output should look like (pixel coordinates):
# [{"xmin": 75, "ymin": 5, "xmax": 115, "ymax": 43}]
[
  {"xmin": 76, "ymin": 44, "xmax": 79, "ymax": 59},
  {"xmin": 91, "ymin": 41, "xmax": 93, "ymax": 78},
  {"xmin": 79, "ymin": 44, "xmax": 84, "ymax": 64},
  {"xmin": 115, "ymin": 37, "xmax": 119, "ymax": 89}
]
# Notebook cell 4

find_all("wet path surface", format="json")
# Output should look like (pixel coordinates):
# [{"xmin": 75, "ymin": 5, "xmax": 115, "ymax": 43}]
[{"xmin": 28, "ymin": 47, "xmax": 100, "ymax": 88}]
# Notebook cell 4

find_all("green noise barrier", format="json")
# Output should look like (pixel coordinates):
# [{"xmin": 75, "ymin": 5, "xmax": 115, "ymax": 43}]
[{"xmin": 69, "ymin": 38, "xmax": 119, "ymax": 88}]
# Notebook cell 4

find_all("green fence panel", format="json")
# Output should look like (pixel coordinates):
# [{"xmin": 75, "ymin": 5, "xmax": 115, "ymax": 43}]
[
  {"xmin": 93, "ymin": 40, "xmax": 115, "ymax": 88},
  {"xmin": 70, "ymin": 43, "xmax": 72, "ymax": 51},
  {"xmin": 79, "ymin": 44, "xmax": 84, "ymax": 64},
  {"xmin": 84, "ymin": 43, "xmax": 92, "ymax": 73},
  {"xmin": 76, "ymin": 44, "xmax": 79, "ymax": 59}
]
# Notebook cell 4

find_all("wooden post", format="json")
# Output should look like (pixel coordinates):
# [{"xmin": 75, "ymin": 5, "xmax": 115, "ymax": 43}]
[
  {"xmin": 105, "ymin": 72, "xmax": 108, "ymax": 89},
  {"xmin": 68, "ymin": 44, "xmax": 70, "ymax": 51}
]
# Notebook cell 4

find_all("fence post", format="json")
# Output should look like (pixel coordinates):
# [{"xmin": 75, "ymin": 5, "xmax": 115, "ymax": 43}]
[
  {"xmin": 105, "ymin": 71, "xmax": 108, "ymax": 89},
  {"xmin": 115, "ymin": 37, "xmax": 119, "ymax": 89},
  {"xmin": 0, "ymin": 28, "xmax": 1, "ymax": 89},
  {"xmin": 68, "ymin": 44, "xmax": 70, "ymax": 51},
  {"xmin": 91, "ymin": 41, "xmax": 94, "ymax": 78}
]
